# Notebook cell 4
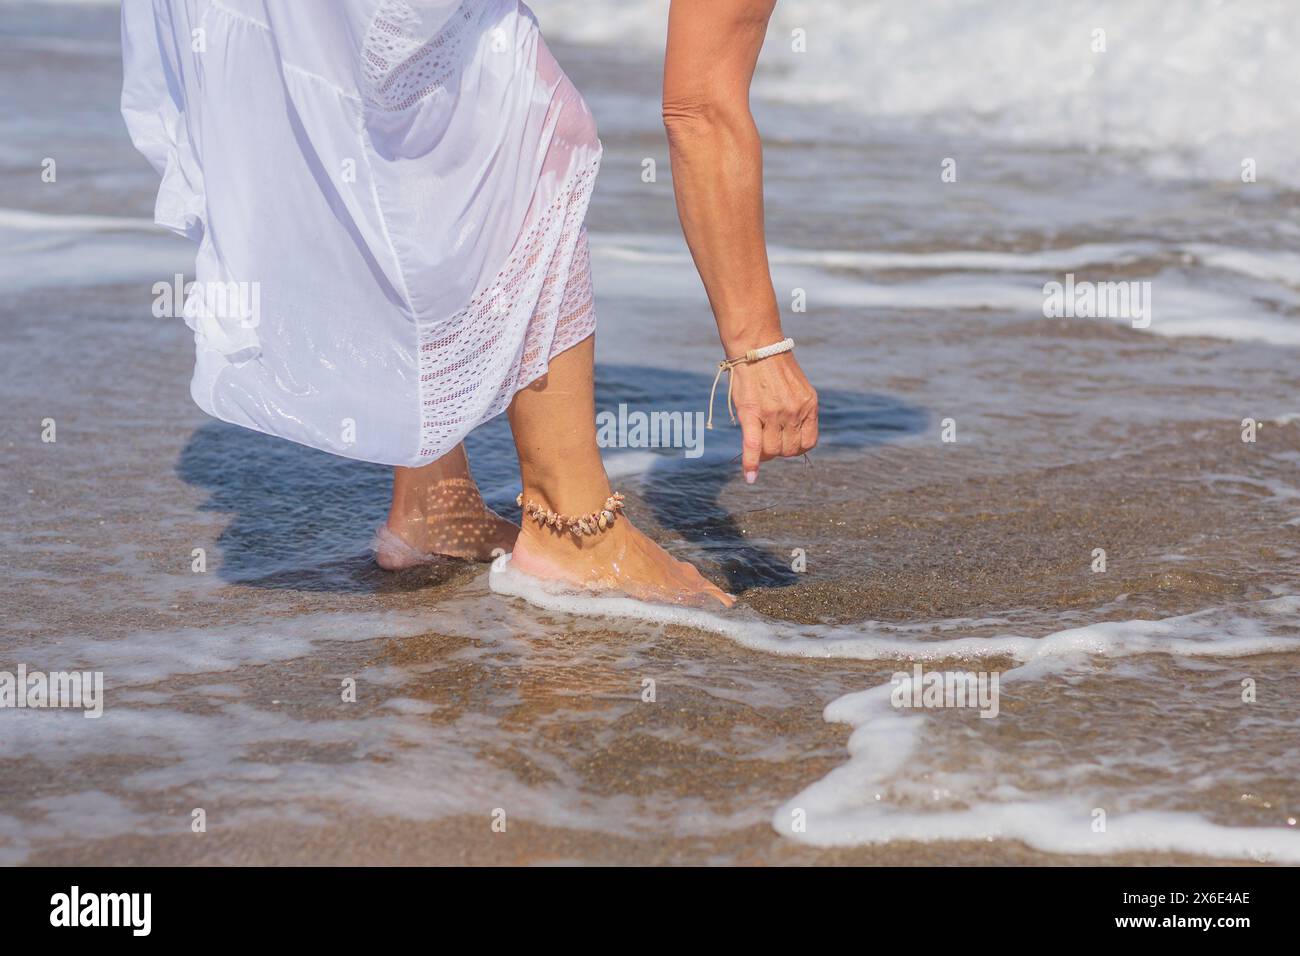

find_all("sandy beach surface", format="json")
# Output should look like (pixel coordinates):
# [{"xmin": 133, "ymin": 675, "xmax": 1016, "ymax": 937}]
[{"xmin": 2, "ymin": 0, "xmax": 1299, "ymax": 865}]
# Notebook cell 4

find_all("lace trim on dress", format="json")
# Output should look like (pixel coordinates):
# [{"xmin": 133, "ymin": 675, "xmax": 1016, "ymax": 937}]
[
  {"xmin": 416, "ymin": 155, "xmax": 601, "ymax": 459},
  {"xmin": 361, "ymin": 0, "xmax": 484, "ymax": 112}
]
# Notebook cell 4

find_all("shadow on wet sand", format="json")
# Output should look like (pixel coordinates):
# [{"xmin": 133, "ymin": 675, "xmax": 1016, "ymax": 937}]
[{"xmin": 175, "ymin": 362, "xmax": 927, "ymax": 593}]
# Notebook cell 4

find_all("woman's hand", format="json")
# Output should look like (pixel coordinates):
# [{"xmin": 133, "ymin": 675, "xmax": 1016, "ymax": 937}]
[{"xmin": 729, "ymin": 352, "xmax": 818, "ymax": 483}]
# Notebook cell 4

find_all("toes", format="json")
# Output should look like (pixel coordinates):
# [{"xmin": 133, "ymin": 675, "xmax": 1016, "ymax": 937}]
[
  {"xmin": 705, "ymin": 582, "xmax": 735, "ymax": 608},
  {"xmin": 674, "ymin": 560, "xmax": 734, "ymax": 608}
]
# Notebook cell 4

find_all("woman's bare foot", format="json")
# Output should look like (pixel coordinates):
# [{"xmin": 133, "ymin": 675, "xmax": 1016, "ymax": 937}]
[
  {"xmin": 498, "ymin": 338, "xmax": 731, "ymax": 608},
  {"xmin": 376, "ymin": 447, "xmax": 518, "ymax": 569},
  {"xmin": 510, "ymin": 517, "xmax": 734, "ymax": 608},
  {"xmin": 375, "ymin": 486, "xmax": 518, "ymax": 568}
]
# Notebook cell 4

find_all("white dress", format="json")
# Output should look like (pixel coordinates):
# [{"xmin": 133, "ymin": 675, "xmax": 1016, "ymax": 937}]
[{"xmin": 121, "ymin": 0, "xmax": 601, "ymax": 466}]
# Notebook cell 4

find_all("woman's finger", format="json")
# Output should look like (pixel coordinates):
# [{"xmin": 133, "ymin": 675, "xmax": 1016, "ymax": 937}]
[
  {"xmin": 801, "ymin": 412, "xmax": 819, "ymax": 453},
  {"xmin": 761, "ymin": 418, "xmax": 783, "ymax": 462},
  {"xmin": 739, "ymin": 409, "xmax": 764, "ymax": 483},
  {"xmin": 780, "ymin": 419, "xmax": 801, "ymax": 457},
  {"xmin": 801, "ymin": 401, "xmax": 819, "ymax": 453}
]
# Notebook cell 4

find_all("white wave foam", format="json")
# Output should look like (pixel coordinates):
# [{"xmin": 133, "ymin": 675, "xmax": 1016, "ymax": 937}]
[
  {"xmin": 775, "ymin": 659, "xmax": 1300, "ymax": 862},
  {"xmin": 591, "ymin": 231, "xmax": 1300, "ymax": 346},
  {"xmin": 0, "ymin": 207, "xmax": 191, "ymax": 292},
  {"xmin": 535, "ymin": 0, "xmax": 1300, "ymax": 186},
  {"xmin": 491, "ymin": 554, "xmax": 1300, "ymax": 662},
  {"xmin": 17, "ymin": 609, "xmax": 439, "ymax": 685},
  {"xmin": 0, "ymin": 207, "xmax": 158, "ymax": 233},
  {"xmin": 492, "ymin": 555, "xmax": 1300, "ymax": 861}
]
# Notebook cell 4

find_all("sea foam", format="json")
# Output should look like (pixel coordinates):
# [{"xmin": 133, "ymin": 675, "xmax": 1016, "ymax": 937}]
[
  {"xmin": 538, "ymin": 0, "xmax": 1300, "ymax": 186},
  {"xmin": 492, "ymin": 554, "xmax": 1300, "ymax": 861}
]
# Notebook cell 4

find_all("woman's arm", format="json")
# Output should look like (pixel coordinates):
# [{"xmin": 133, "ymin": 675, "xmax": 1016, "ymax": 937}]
[{"xmin": 663, "ymin": 0, "xmax": 818, "ymax": 482}]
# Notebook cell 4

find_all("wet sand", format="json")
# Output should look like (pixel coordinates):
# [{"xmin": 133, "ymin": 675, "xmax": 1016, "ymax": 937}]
[{"xmin": 5, "ymin": 281, "xmax": 1300, "ymax": 865}]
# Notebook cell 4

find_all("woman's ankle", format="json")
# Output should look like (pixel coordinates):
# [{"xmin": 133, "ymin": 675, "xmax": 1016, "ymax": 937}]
[
  {"xmin": 516, "ymin": 441, "xmax": 610, "ymax": 514},
  {"xmin": 389, "ymin": 446, "xmax": 474, "ymax": 519},
  {"xmin": 387, "ymin": 476, "xmax": 484, "ymax": 529}
]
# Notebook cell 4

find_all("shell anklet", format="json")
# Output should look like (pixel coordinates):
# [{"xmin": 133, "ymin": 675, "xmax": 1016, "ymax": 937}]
[{"xmin": 517, "ymin": 491, "xmax": 625, "ymax": 536}]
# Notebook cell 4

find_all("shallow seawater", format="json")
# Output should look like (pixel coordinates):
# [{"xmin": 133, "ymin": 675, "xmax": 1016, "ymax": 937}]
[{"xmin": 1, "ymin": 0, "xmax": 1299, "ymax": 864}]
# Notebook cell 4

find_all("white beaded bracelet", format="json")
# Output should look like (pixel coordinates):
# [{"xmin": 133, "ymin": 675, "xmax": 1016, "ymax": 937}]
[{"xmin": 706, "ymin": 337, "xmax": 795, "ymax": 430}]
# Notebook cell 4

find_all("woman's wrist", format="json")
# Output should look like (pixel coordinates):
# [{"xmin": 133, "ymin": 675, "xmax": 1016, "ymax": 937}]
[{"xmin": 718, "ymin": 318, "xmax": 786, "ymax": 357}]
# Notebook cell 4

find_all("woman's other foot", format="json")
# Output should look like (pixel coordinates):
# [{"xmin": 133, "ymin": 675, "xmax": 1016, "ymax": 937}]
[
  {"xmin": 376, "ymin": 476, "xmax": 519, "ymax": 569},
  {"xmin": 373, "ymin": 510, "xmax": 518, "ymax": 567}
]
